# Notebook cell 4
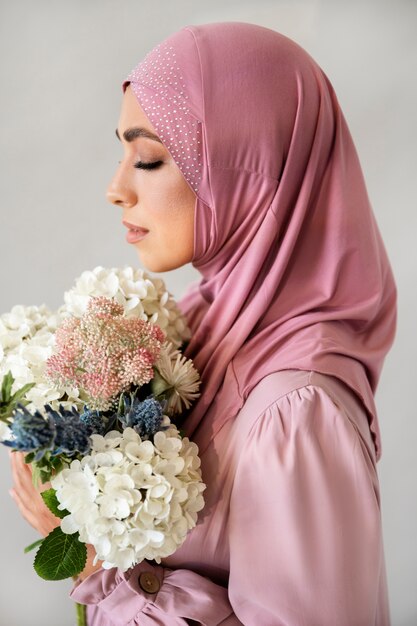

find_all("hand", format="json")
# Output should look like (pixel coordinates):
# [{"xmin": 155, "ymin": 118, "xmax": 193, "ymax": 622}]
[
  {"xmin": 8, "ymin": 450, "xmax": 61, "ymax": 537},
  {"xmin": 9, "ymin": 450, "xmax": 104, "ymax": 581},
  {"xmin": 77, "ymin": 544, "xmax": 104, "ymax": 582}
]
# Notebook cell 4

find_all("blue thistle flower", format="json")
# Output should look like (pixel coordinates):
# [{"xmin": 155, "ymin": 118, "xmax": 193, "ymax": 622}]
[
  {"xmin": 2, "ymin": 403, "xmax": 55, "ymax": 461},
  {"xmin": 79, "ymin": 406, "xmax": 112, "ymax": 436},
  {"xmin": 47, "ymin": 404, "xmax": 92, "ymax": 456},
  {"xmin": 119, "ymin": 395, "xmax": 167, "ymax": 439}
]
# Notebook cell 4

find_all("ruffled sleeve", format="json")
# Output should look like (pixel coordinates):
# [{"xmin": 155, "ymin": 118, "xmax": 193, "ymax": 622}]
[
  {"xmin": 70, "ymin": 383, "xmax": 389, "ymax": 625},
  {"xmin": 71, "ymin": 558, "xmax": 241, "ymax": 625}
]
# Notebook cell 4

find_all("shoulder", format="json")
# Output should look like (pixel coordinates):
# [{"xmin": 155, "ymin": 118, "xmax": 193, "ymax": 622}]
[
  {"xmin": 229, "ymin": 370, "xmax": 380, "ymax": 510},
  {"xmin": 236, "ymin": 369, "xmax": 376, "ymax": 464}
]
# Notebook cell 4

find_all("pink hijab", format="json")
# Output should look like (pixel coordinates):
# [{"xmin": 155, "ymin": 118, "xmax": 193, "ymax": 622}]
[{"xmin": 123, "ymin": 22, "xmax": 397, "ymax": 461}]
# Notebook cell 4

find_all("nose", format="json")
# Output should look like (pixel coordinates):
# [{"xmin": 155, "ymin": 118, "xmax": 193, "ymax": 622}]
[{"xmin": 106, "ymin": 165, "xmax": 137, "ymax": 209}]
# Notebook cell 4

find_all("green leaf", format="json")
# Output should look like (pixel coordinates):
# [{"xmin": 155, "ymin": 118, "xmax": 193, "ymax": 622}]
[
  {"xmin": 41, "ymin": 489, "xmax": 69, "ymax": 519},
  {"xmin": 24, "ymin": 452, "xmax": 35, "ymax": 464},
  {"xmin": 11, "ymin": 382, "xmax": 36, "ymax": 402},
  {"xmin": 118, "ymin": 392, "xmax": 125, "ymax": 414},
  {"xmin": 24, "ymin": 538, "xmax": 45, "ymax": 554},
  {"xmin": 1, "ymin": 371, "xmax": 14, "ymax": 402},
  {"xmin": 40, "ymin": 469, "xmax": 52, "ymax": 484},
  {"xmin": 151, "ymin": 368, "xmax": 173, "ymax": 398},
  {"xmin": 34, "ymin": 527, "xmax": 87, "ymax": 580},
  {"xmin": 0, "ymin": 373, "xmax": 36, "ymax": 420},
  {"xmin": 29, "ymin": 452, "xmax": 73, "ymax": 486}
]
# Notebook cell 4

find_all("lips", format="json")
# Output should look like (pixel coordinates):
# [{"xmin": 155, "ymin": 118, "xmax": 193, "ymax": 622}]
[
  {"xmin": 122, "ymin": 220, "xmax": 149, "ymax": 235},
  {"xmin": 122, "ymin": 220, "xmax": 149, "ymax": 244}
]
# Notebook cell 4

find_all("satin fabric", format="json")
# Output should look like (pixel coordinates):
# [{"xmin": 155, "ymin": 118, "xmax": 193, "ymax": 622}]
[
  {"xmin": 71, "ymin": 370, "xmax": 390, "ymax": 625},
  {"xmin": 123, "ymin": 22, "xmax": 397, "ymax": 462},
  {"xmin": 72, "ymin": 22, "xmax": 395, "ymax": 624}
]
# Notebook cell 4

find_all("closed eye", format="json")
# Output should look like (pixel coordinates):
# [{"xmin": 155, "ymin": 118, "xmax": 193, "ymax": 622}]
[{"xmin": 134, "ymin": 160, "xmax": 163, "ymax": 170}]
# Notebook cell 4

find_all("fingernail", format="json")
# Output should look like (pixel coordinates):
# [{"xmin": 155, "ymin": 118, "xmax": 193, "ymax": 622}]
[{"xmin": 8, "ymin": 489, "xmax": 14, "ymax": 498}]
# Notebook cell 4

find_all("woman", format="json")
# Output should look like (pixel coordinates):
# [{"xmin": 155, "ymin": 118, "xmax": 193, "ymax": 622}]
[{"xmin": 9, "ymin": 21, "xmax": 397, "ymax": 625}]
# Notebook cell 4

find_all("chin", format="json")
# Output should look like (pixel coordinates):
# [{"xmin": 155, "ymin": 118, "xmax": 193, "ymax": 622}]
[{"xmin": 138, "ymin": 252, "xmax": 187, "ymax": 273}]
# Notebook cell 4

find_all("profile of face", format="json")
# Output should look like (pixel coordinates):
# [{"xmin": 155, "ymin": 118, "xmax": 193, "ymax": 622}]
[{"xmin": 106, "ymin": 85, "xmax": 196, "ymax": 273}]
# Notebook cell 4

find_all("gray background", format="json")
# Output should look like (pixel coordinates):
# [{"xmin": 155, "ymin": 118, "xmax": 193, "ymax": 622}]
[{"xmin": 0, "ymin": 1, "xmax": 416, "ymax": 624}]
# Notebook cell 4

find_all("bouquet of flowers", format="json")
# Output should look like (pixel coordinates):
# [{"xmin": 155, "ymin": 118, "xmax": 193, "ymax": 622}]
[{"xmin": 0, "ymin": 266, "xmax": 205, "ymax": 625}]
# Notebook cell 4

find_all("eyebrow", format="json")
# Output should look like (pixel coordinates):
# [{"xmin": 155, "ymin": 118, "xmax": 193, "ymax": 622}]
[{"xmin": 115, "ymin": 126, "xmax": 163, "ymax": 144}]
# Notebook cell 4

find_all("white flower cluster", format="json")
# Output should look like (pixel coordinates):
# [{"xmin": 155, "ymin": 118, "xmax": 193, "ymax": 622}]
[
  {"xmin": 0, "ymin": 304, "xmax": 79, "ymax": 413},
  {"xmin": 51, "ymin": 422, "xmax": 206, "ymax": 571},
  {"xmin": 60, "ymin": 266, "xmax": 191, "ymax": 347},
  {"xmin": 0, "ymin": 267, "xmax": 192, "ymax": 414}
]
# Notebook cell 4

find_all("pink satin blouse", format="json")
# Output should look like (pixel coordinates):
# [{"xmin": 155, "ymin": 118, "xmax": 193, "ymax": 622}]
[{"xmin": 71, "ymin": 368, "xmax": 391, "ymax": 625}]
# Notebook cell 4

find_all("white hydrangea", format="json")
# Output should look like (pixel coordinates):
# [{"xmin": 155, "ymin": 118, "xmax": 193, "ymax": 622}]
[
  {"xmin": 0, "ymin": 304, "xmax": 81, "ymax": 413},
  {"xmin": 0, "ymin": 267, "xmax": 192, "ymax": 414},
  {"xmin": 51, "ymin": 422, "xmax": 206, "ymax": 571},
  {"xmin": 60, "ymin": 266, "xmax": 191, "ymax": 348}
]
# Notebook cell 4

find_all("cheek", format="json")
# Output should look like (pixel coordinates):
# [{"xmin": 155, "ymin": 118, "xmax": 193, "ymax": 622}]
[
  {"xmin": 136, "ymin": 162, "xmax": 195, "ymax": 264},
  {"xmin": 174, "ymin": 189, "xmax": 196, "ymax": 254},
  {"xmin": 158, "ymin": 202, "xmax": 195, "ymax": 257},
  {"xmin": 153, "ymin": 180, "xmax": 195, "ymax": 243},
  {"xmin": 140, "ymin": 182, "xmax": 195, "ymax": 269},
  {"xmin": 176, "ymin": 177, "xmax": 197, "ymax": 224}
]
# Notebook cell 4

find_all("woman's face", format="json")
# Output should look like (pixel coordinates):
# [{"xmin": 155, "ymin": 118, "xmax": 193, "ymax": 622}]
[{"xmin": 106, "ymin": 85, "xmax": 196, "ymax": 273}]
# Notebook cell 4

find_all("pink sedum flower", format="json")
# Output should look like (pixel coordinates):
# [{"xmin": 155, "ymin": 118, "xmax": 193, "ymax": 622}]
[{"xmin": 45, "ymin": 296, "xmax": 165, "ymax": 410}]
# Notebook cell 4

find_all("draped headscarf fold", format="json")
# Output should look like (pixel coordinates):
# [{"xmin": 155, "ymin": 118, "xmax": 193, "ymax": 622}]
[{"xmin": 123, "ymin": 21, "xmax": 397, "ymax": 461}]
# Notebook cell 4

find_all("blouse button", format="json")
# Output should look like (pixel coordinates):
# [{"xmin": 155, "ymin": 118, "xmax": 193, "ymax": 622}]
[{"xmin": 138, "ymin": 571, "xmax": 161, "ymax": 594}]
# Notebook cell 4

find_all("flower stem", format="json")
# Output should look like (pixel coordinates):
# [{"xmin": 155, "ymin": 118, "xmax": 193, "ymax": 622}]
[{"xmin": 75, "ymin": 602, "xmax": 87, "ymax": 626}]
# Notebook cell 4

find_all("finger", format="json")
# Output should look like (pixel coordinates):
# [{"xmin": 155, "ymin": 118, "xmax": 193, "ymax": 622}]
[
  {"xmin": 13, "ymin": 451, "xmax": 46, "ymax": 482},
  {"xmin": 10, "ymin": 481, "xmax": 43, "ymax": 518},
  {"xmin": 15, "ymin": 451, "xmax": 32, "ymax": 471},
  {"xmin": 9, "ymin": 487, "xmax": 37, "ymax": 526},
  {"xmin": 9, "ymin": 488, "xmax": 51, "ymax": 536},
  {"xmin": 10, "ymin": 453, "xmax": 32, "ymax": 494},
  {"xmin": 9, "ymin": 450, "xmax": 30, "ymax": 472},
  {"xmin": 10, "ymin": 458, "xmax": 41, "ymax": 506},
  {"xmin": 11, "ymin": 450, "xmax": 34, "ymax": 481},
  {"xmin": 18, "ymin": 452, "xmax": 35, "ymax": 476},
  {"xmin": 12, "ymin": 450, "xmax": 27, "ymax": 467}
]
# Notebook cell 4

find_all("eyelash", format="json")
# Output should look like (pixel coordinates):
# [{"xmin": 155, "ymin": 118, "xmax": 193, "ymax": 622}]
[{"xmin": 133, "ymin": 160, "xmax": 163, "ymax": 170}]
